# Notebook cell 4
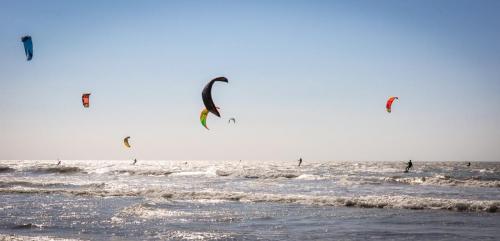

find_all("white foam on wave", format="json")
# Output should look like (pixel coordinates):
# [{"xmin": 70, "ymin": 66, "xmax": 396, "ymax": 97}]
[
  {"xmin": 296, "ymin": 174, "xmax": 325, "ymax": 180},
  {"xmin": 0, "ymin": 177, "xmax": 105, "ymax": 189},
  {"xmin": 2, "ymin": 186, "xmax": 497, "ymax": 213},
  {"xmin": 383, "ymin": 175, "xmax": 500, "ymax": 188},
  {"xmin": 169, "ymin": 166, "xmax": 218, "ymax": 177},
  {"xmin": 153, "ymin": 231, "xmax": 233, "ymax": 240},
  {"xmin": 160, "ymin": 191, "xmax": 499, "ymax": 213},
  {"xmin": 0, "ymin": 234, "xmax": 87, "ymax": 241},
  {"xmin": 170, "ymin": 171, "xmax": 211, "ymax": 177},
  {"xmin": 117, "ymin": 203, "xmax": 189, "ymax": 219}
]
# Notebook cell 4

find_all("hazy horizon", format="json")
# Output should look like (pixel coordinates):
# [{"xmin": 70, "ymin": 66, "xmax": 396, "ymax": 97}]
[
  {"xmin": 1, "ymin": 0, "xmax": 499, "ymax": 161},
  {"xmin": 0, "ymin": 159, "xmax": 497, "ymax": 163}
]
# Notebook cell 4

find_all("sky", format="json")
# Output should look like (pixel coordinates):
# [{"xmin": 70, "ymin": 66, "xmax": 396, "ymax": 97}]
[{"xmin": 0, "ymin": 0, "xmax": 499, "ymax": 161}]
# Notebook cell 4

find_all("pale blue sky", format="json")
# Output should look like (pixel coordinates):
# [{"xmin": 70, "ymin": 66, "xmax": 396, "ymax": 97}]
[{"xmin": 1, "ymin": 0, "xmax": 499, "ymax": 161}]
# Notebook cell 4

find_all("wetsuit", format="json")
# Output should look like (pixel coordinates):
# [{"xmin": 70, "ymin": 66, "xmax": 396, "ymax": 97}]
[{"xmin": 405, "ymin": 160, "xmax": 413, "ymax": 172}]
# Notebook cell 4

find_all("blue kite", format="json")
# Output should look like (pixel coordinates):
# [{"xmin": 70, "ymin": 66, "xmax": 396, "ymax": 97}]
[{"xmin": 21, "ymin": 36, "xmax": 33, "ymax": 61}]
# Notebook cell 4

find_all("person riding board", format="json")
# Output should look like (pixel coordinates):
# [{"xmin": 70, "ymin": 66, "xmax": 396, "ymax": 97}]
[
  {"xmin": 405, "ymin": 160, "xmax": 413, "ymax": 172},
  {"xmin": 298, "ymin": 158, "xmax": 302, "ymax": 167},
  {"xmin": 132, "ymin": 159, "xmax": 137, "ymax": 165}
]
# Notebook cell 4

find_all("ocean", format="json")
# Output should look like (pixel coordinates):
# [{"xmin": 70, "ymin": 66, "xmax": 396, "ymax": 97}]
[{"xmin": 0, "ymin": 160, "xmax": 498, "ymax": 240}]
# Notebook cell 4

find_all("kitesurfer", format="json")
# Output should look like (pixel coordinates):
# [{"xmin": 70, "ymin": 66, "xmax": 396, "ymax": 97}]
[
  {"xmin": 298, "ymin": 158, "xmax": 303, "ymax": 167},
  {"xmin": 405, "ymin": 160, "xmax": 413, "ymax": 172},
  {"xmin": 57, "ymin": 160, "xmax": 61, "ymax": 166},
  {"xmin": 467, "ymin": 162, "xmax": 471, "ymax": 167},
  {"xmin": 132, "ymin": 159, "xmax": 137, "ymax": 165}
]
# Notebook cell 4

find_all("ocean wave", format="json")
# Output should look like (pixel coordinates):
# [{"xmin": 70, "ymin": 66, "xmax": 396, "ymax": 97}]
[
  {"xmin": 296, "ymin": 174, "xmax": 326, "ymax": 180},
  {"xmin": 28, "ymin": 166, "xmax": 84, "ymax": 174},
  {"xmin": 10, "ymin": 223, "xmax": 43, "ymax": 229},
  {"xmin": 162, "ymin": 191, "xmax": 499, "ymax": 213},
  {"xmin": 215, "ymin": 170, "xmax": 232, "ymax": 176},
  {"xmin": 1, "ymin": 187, "xmax": 497, "ymax": 213},
  {"xmin": 0, "ymin": 180, "xmax": 62, "ymax": 188},
  {"xmin": 116, "ymin": 202, "xmax": 189, "ymax": 219},
  {"xmin": 111, "ymin": 170, "xmax": 173, "ymax": 176},
  {"xmin": 236, "ymin": 170, "xmax": 300, "ymax": 179},
  {"xmin": 169, "ymin": 171, "xmax": 214, "ymax": 177},
  {"xmin": 383, "ymin": 175, "xmax": 500, "ymax": 188},
  {"xmin": 242, "ymin": 173, "xmax": 299, "ymax": 179},
  {"xmin": 469, "ymin": 175, "xmax": 500, "ymax": 181},
  {"xmin": 0, "ymin": 234, "xmax": 87, "ymax": 241},
  {"xmin": 153, "ymin": 231, "xmax": 234, "ymax": 240},
  {"xmin": 0, "ymin": 179, "xmax": 105, "ymax": 189},
  {"xmin": 0, "ymin": 166, "xmax": 15, "ymax": 173},
  {"xmin": 213, "ymin": 168, "xmax": 302, "ymax": 179}
]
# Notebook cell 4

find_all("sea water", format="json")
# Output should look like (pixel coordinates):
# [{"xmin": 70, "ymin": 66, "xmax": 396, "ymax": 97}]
[{"xmin": 0, "ymin": 160, "xmax": 498, "ymax": 240}]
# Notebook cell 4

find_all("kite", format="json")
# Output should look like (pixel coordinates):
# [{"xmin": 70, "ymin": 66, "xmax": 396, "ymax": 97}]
[
  {"xmin": 21, "ymin": 36, "xmax": 33, "ymax": 61},
  {"xmin": 202, "ymin": 77, "xmax": 228, "ymax": 117},
  {"xmin": 200, "ymin": 108, "xmax": 210, "ymax": 130},
  {"xmin": 200, "ymin": 107, "xmax": 219, "ymax": 130},
  {"xmin": 386, "ymin": 97, "xmax": 399, "ymax": 113},
  {"xmin": 228, "ymin": 118, "xmax": 236, "ymax": 124},
  {"xmin": 124, "ymin": 136, "xmax": 131, "ymax": 148},
  {"xmin": 82, "ymin": 93, "xmax": 91, "ymax": 108}
]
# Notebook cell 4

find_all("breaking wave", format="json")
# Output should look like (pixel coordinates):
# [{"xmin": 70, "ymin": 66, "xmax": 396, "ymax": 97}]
[
  {"xmin": 0, "ymin": 166, "xmax": 14, "ymax": 173},
  {"xmin": 0, "ymin": 234, "xmax": 85, "ymax": 241},
  {"xmin": 296, "ymin": 174, "xmax": 327, "ymax": 180},
  {"xmin": 116, "ymin": 203, "xmax": 189, "ymax": 219},
  {"xmin": 383, "ymin": 175, "xmax": 500, "ymax": 188},
  {"xmin": 0, "ymin": 187, "xmax": 497, "ymax": 213},
  {"xmin": 217, "ymin": 169, "xmax": 300, "ymax": 179},
  {"xmin": 10, "ymin": 223, "xmax": 43, "ymax": 229},
  {"xmin": 111, "ymin": 170, "xmax": 173, "ymax": 176},
  {"xmin": 0, "ymin": 179, "xmax": 105, "ymax": 189},
  {"xmin": 28, "ymin": 166, "xmax": 84, "ymax": 174}
]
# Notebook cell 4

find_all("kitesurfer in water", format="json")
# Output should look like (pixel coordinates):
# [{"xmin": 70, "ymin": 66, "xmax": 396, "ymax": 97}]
[
  {"xmin": 298, "ymin": 158, "xmax": 303, "ymax": 167},
  {"xmin": 467, "ymin": 162, "xmax": 471, "ymax": 167},
  {"xmin": 405, "ymin": 160, "xmax": 413, "ymax": 172},
  {"xmin": 56, "ymin": 160, "xmax": 61, "ymax": 166},
  {"xmin": 132, "ymin": 159, "xmax": 137, "ymax": 165}
]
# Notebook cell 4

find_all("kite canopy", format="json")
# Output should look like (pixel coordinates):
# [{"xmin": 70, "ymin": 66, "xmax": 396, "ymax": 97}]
[
  {"xmin": 21, "ymin": 36, "xmax": 33, "ymax": 61},
  {"xmin": 200, "ymin": 107, "xmax": 219, "ymax": 130},
  {"xmin": 200, "ymin": 108, "xmax": 210, "ymax": 130},
  {"xmin": 82, "ymin": 93, "xmax": 91, "ymax": 108},
  {"xmin": 386, "ymin": 97, "xmax": 399, "ymax": 113},
  {"xmin": 228, "ymin": 118, "xmax": 236, "ymax": 124},
  {"xmin": 123, "ymin": 136, "xmax": 131, "ymax": 148},
  {"xmin": 202, "ymin": 77, "xmax": 228, "ymax": 117}
]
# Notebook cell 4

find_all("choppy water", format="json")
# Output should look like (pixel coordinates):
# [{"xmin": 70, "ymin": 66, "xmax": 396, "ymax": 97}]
[{"xmin": 0, "ymin": 160, "xmax": 499, "ymax": 240}]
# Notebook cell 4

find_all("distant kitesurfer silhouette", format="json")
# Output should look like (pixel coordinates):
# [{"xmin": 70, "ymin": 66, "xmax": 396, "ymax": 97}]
[
  {"xmin": 132, "ymin": 159, "xmax": 137, "ymax": 165},
  {"xmin": 405, "ymin": 160, "xmax": 413, "ymax": 173},
  {"xmin": 467, "ymin": 162, "xmax": 471, "ymax": 167},
  {"xmin": 56, "ymin": 160, "xmax": 61, "ymax": 166},
  {"xmin": 298, "ymin": 158, "xmax": 303, "ymax": 167}
]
